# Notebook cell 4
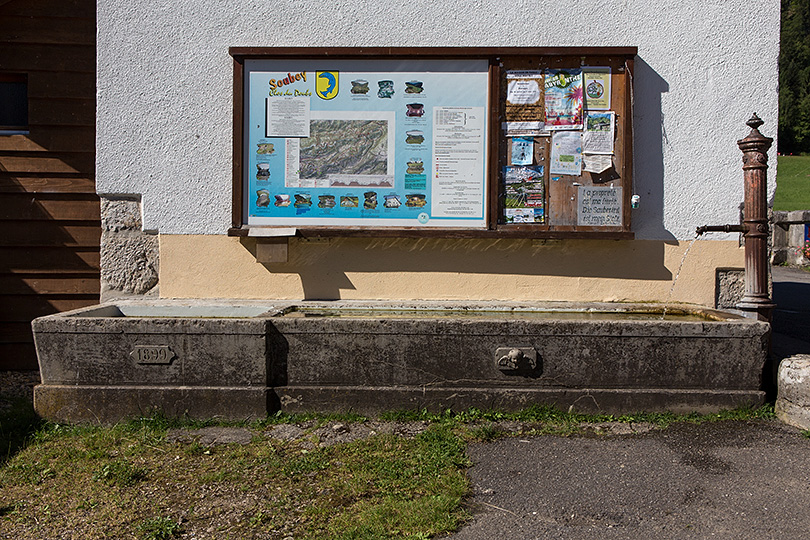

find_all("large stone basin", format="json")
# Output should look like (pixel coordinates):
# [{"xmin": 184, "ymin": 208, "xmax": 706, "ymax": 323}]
[{"xmin": 32, "ymin": 300, "xmax": 770, "ymax": 423}]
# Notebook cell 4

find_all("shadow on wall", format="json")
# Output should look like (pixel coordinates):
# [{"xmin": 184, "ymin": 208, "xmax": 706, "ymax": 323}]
[
  {"xmin": 0, "ymin": 174, "xmax": 100, "ymax": 369},
  {"xmin": 240, "ymin": 237, "xmax": 672, "ymax": 300},
  {"xmin": 632, "ymin": 56, "xmax": 674, "ymax": 241},
  {"xmin": 238, "ymin": 57, "xmax": 677, "ymax": 300}
]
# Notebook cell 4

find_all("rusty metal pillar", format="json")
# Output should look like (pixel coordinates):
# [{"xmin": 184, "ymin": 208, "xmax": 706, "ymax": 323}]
[{"xmin": 736, "ymin": 113, "xmax": 775, "ymax": 321}]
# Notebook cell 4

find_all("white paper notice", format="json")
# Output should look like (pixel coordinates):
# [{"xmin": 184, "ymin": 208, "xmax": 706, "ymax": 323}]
[
  {"xmin": 284, "ymin": 138, "xmax": 303, "ymax": 187},
  {"xmin": 583, "ymin": 154, "xmax": 613, "ymax": 173},
  {"xmin": 506, "ymin": 71, "xmax": 543, "ymax": 105},
  {"xmin": 578, "ymin": 186, "xmax": 622, "ymax": 226},
  {"xmin": 266, "ymin": 97, "xmax": 310, "ymax": 138},
  {"xmin": 503, "ymin": 121, "xmax": 548, "ymax": 137},
  {"xmin": 550, "ymin": 131, "xmax": 582, "ymax": 176},
  {"xmin": 431, "ymin": 107, "xmax": 486, "ymax": 218}
]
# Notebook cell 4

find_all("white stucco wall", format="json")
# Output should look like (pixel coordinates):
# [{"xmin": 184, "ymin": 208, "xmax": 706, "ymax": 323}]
[{"xmin": 96, "ymin": 0, "xmax": 779, "ymax": 240}]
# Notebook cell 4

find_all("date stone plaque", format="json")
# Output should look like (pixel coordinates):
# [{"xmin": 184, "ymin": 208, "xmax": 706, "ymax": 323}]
[{"xmin": 130, "ymin": 345, "xmax": 176, "ymax": 365}]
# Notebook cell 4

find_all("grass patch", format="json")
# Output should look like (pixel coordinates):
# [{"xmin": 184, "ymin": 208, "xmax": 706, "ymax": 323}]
[
  {"xmin": 0, "ymin": 414, "xmax": 469, "ymax": 539},
  {"xmin": 93, "ymin": 459, "xmax": 148, "ymax": 487},
  {"xmin": 136, "ymin": 516, "xmax": 182, "ymax": 540},
  {"xmin": 774, "ymin": 154, "xmax": 810, "ymax": 211},
  {"xmin": 0, "ymin": 404, "xmax": 783, "ymax": 538},
  {"xmin": 384, "ymin": 403, "xmax": 777, "ymax": 440}
]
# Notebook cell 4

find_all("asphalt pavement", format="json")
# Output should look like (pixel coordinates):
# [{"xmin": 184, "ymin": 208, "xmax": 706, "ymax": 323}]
[
  {"xmin": 449, "ymin": 420, "xmax": 809, "ymax": 539},
  {"xmin": 448, "ymin": 266, "xmax": 810, "ymax": 540},
  {"xmin": 772, "ymin": 265, "xmax": 810, "ymax": 356}
]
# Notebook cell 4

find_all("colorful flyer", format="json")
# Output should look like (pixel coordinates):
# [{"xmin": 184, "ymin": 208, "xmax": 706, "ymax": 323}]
[
  {"xmin": 550, "ymin": 131, "xmax": 582, "ymax": 176},
  {"xmin": 505, "ymin": 207, "xmax": 544, "ymax": 223},
  {"xmin": 503, "ymin": 165, "xmax": 545, "ymax": 223},
  {"xmin": 583, "ymin": 111, "xmax": 615, "ymax": 154},
  {"xmin": 506, "ymin": 71, "xmax": 544, "ymax": 122},
  {"xmin": 511, "ymin": 137, "xmax": 534, "ymax": 165},
  {"xmin": 583, "ymin": 67, "xmax": 611, "ymax": 110},
  {"xmin": 544, "ymin": 69, "xmax": 583, "ymax": 130}
]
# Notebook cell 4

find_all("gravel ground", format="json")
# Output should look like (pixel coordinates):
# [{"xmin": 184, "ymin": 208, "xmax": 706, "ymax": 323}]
[{"xmin": 0, "ymin": 370, "xmax": 39, "ymax": 412}]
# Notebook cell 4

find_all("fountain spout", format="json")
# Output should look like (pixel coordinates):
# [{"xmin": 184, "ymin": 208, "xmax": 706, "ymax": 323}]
[{"xmin": 695, "ymin": 224, "xmax": 745, "ymax": 236}]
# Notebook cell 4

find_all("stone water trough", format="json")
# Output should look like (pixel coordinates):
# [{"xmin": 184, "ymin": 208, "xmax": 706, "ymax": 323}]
[{"xmin": 32, "ymin": 300, "xmax": 770, "ymax": 423}]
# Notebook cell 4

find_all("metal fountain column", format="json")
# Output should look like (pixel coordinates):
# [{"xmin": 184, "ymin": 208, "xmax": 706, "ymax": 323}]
[{"xmin": 736, "ymin": 114, "xmax": 775, "ymax": 321}]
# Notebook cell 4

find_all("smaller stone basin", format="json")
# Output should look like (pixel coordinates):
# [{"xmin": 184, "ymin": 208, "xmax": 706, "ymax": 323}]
[
  {"xmin": 33, "ymin": 301, "xmax": 279, "ymax": 423},
  {"xmin": 32, "ymin": 301, "xmax": 770, "ymax": 423}
]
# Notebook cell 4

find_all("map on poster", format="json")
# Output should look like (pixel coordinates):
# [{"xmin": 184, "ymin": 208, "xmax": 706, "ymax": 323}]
[
  {"xmin": 300, "ymin": 120, "xmax": 388, "ymax": 180},
  {"xmin": 245, "ymin": 59, "xmax": 489, "ymax": 228}
]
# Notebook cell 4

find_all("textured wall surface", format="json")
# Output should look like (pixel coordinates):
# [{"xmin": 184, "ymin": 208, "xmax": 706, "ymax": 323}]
[
  {"xmin": 96, "ymin": 0, "xmax": 780, "ymax": 240},
  {"xmin": 159, "ymin": 235, "xmax": 743, "ymax": 306}
]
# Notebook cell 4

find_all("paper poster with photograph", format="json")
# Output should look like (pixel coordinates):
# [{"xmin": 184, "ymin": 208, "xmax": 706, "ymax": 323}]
[
  {"xmin": 544, "ymin": 69, "xmax": 583, "ymax": 130},
  {"xmin": 503, "ymin": 165, "xmax": 545, "ymax": 223},
  {"xmin": 583, "ymin": 111, "xmax": 615, "ymax": 154}
]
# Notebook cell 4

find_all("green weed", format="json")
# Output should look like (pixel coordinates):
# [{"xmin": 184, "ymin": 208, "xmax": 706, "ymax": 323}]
[
  {"xmin": 282, "ymin": 448, "xmax": 331, "ymax": 477},
  {"xmin": 469, "ymin": 423, "xmax": 502, "ymax": 442},
  {"xmin": 93, "ymin": 459, "xmax": 147, "ymax": 487},
  {"xmin": 135, "ymin": 516, "xmax": 182, "ymax": 540},
  {"xmin": 0, "ymin": 403, "xmax": 780, "ymax": 539}
]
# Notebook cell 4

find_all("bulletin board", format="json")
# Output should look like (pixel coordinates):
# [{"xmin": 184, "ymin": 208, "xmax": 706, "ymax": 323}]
[{"xmin": 229, "ymin": 47, "xmax": 636, "ymax": 239}]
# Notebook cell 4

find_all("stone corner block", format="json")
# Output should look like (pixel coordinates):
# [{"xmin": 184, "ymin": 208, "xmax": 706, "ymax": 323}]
[
  {"xmin": 100, "ymin": 196, "xmax": 142, "ymax": 232},
  {"xmin": 100, "ymin": 234, "xmax": 159, "ymax": 294},
  {"xmin": 775, "ymin": 355, "xmax": 810, "ymax": 430}
]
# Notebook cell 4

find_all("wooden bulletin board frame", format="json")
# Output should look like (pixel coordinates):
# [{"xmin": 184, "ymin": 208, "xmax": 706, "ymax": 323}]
[{"xmin": 229, "ymin": 47, "xmax": 636, "ymax": 240}]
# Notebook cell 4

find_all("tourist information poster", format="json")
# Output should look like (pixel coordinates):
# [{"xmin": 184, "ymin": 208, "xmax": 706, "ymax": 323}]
[{"xmin": 244, "ymin": 59, "xmax": 489, "ymax": 228}]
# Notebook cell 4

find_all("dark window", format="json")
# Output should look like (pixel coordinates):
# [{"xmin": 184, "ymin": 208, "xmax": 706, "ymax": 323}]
[{"xmin": 0, "ymin": 74, "xmax": 28, "ymax": 132}]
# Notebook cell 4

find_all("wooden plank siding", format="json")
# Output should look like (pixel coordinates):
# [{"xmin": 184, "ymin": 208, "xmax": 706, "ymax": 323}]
[{"xmin": 0, "ymin": 0, "xmax": 99, "ymax": 369}]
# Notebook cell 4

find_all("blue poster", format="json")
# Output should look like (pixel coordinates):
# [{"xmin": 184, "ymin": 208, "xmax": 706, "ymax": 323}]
[{"xmin": 244, "ymin": 59, "xmax": 489, "ymax": 228}]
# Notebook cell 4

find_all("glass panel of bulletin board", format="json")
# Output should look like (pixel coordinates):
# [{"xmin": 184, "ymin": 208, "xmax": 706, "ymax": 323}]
[{"xmin": 229, "ymin": 47, "xmax": 636, "ymax": 239}]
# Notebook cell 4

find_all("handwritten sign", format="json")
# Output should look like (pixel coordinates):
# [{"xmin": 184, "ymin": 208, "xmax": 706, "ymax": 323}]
[{"xmin": 577, "ymin": 186, "xmax": 622, "ymax": 226}]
